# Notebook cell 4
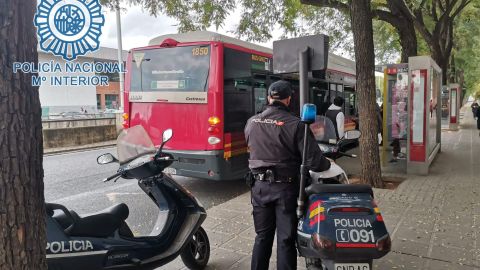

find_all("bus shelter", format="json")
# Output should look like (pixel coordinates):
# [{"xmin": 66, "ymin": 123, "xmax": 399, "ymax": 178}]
[
  {"xmin": 407, "ymin": 56, "xmax": 442, "ymax": 175},
  {"xmin": 377, "ymin": 56, "xmax": 442, "ymax": 175},
  {"xmin": 448, "ymin": 83, "xmax": 461, "ymax": 130},
  {"xmin": 377, "ymin": 63, "xmax": 409, "ymax": 171}
]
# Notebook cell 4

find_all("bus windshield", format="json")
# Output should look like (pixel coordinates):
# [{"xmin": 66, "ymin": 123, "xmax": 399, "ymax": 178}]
[{"xmin": 130, "ymin": 45, "xmax": 210, "ymax": 92}]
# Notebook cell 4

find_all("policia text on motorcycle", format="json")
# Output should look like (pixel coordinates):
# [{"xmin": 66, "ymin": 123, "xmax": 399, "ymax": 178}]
[{"xmin": 244, "ymin": 80, "xmax": 331, "ymax": 270}]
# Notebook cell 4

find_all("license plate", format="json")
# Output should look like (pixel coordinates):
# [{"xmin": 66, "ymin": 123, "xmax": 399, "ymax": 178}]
[
  {"xmin": 163, "ymin": 167, "xmax": 176, "ymax": 175},
  {"xmin": 335, "ymin": 263, "xmax": 370, "ymax": 270}
]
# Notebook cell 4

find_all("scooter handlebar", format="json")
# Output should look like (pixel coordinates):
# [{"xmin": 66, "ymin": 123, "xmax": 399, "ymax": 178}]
[
  {"xmin": 103, "ymin": 171, "xmax": 122, "ymax": 182},
  {"xmin": 338, "ymin": 152, "xmax": 357, "ymax": 158}
]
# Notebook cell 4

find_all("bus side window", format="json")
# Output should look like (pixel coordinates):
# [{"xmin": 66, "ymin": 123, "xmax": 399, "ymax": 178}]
[
  {"xmin": 253, "ymin": 74, "xmax": 267, "ymax": 114},
  {"xmin": 286, "ymin": 79, "xmax": 300, "ymax": 115},
  {"xmin": 224, "ymin": 48, "xmax": 253, "ymax": 133},
  {"xmin": 312, "ymin": 81, "xmax": 329, "ymax": 115},
  {"xmin": 344, "ymin": 88, "xmax": 356, "ymax": 117}
]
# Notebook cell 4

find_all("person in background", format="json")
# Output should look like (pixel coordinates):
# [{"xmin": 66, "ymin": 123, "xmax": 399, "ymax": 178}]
[
  {"xmin": 472, "ymin": 101, "xmax": 479, "ymax": 120},
  {"xmin": 325, "ymin": 96, "xmax": 345, "ymax": 140},
  {"xmin": 476, "ymin": 102, "xmax": 480, "ymax": 134}
]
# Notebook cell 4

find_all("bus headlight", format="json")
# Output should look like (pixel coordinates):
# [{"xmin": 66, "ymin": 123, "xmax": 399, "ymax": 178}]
[{"xmin": 208, "ymin": 136, "xmax": 221, "ymax": 145}]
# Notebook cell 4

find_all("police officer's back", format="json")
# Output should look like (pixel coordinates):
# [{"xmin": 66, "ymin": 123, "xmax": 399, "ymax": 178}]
[{"xmin": 244, "ymin": 80, "xmax": 331, "ymax": 270}]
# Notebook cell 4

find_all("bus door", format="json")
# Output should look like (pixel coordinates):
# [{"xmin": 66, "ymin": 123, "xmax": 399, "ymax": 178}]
[
  {"xmin": 344, "ymin": 88, "xmax": 357, "ymax": 131},
  {"xmin": 253, "ymin": 74, "xmax": 268, "ymax": 114},
  {"xmin": 311, "ymin": 81, "xmax": 329, "ymax": 115}
]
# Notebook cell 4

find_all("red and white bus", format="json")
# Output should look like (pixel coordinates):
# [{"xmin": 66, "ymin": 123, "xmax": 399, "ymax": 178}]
[{"xmin": 123, "ymin": 31, "xmax": 357, "ymax": 180}]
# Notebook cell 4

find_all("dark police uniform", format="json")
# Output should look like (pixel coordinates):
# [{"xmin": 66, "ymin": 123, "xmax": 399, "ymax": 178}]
[{"xmin": 244, "ymin": 80, "xmax": 331, "ymax": 270}]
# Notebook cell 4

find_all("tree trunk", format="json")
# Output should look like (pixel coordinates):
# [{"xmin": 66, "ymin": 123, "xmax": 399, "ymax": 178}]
[
  {"xmin": 398, "ymin": 21, "xmax": 418, "ymax": 63},
  {"xmin": 432, "ymin": 50, "xmax": 448, "ymax": 85},
  {"xmin": 349, "ymin": 0, "xmax": 383, "ymax": 188},
  {"xmin": 0, "ymin": 1, "xmax": 46, "ymax": 270}
]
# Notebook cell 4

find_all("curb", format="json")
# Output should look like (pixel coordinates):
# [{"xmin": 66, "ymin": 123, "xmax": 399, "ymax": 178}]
[{"xmin": 44, "ymin": 141, "xmax": 116, "ymax": 155}]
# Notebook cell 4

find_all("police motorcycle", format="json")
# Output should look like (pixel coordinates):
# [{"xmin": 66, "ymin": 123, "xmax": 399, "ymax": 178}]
[
  {"xmin": 45, "ymin": 125, "xmax": 210, "ymax": 270},
  {"xmin": 296, "ymin": 105, "xmax": 391, "ymax": 270}
]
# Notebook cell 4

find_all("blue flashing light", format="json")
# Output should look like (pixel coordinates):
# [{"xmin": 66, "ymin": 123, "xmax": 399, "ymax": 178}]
[{"xmin": 301, "ymin": 103, "xmax": 317, "ymax": 124}]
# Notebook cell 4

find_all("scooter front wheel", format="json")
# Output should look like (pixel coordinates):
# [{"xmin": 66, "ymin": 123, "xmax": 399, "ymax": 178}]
[
  {"xmin": 180, "ymin": 226, "xmax": 210, "ymax": 270},
  {"xmin": 305, "ymin": 257, "xmax": 324, "ymax": 270}
]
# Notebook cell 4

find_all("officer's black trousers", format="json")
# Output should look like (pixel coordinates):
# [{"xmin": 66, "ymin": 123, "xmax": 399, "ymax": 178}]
[{"xmin": 251, "ymin": 181, "xmax": 298, "ymax": 270}]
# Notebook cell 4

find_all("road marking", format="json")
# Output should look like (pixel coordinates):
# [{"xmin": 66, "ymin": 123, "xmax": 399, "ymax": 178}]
[
  {"xmin": 106, "ymin": 192, "xmax": 143, "ymax": 202},
  {"xmin": 51, "ymin": 181, "xmax": 137, "ymax": 204}
]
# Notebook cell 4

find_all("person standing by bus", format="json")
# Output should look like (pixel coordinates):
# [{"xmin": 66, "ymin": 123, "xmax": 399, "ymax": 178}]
[
  {"xmin": 326, "ymin": 96, "xmax": 345, "ymax": 139},
  {"xmin": 244, "ymin": 80, "xmax": 331, "ymax": 270}
]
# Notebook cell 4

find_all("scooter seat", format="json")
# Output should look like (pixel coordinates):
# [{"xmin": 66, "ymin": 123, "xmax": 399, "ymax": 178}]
[
  {"xmin": 51, "ymin": 203, "xmax": 130, "ymax": 238},
  {"xmin": 305, "ymin": 184, "xmax": 374, "ymax": 197}
]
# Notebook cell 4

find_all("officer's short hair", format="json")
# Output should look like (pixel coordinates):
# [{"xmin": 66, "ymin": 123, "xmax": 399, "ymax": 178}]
[{"xmin": 333, "ymin": 96, "xmax": 344, "ymax": 106}]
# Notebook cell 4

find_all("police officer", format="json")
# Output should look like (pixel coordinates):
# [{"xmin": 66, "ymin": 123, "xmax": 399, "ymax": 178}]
[{"xmin": 244, "ymin": 80, "xmax": 331, "ymax": 270}]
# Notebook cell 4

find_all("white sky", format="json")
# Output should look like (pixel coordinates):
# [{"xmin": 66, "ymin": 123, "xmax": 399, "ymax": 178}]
[{"xmin": 98, "ymin": 4, "xmax": 281, "ymax": 51}]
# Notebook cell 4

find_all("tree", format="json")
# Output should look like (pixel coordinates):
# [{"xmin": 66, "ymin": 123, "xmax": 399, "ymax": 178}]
[
  {"xmin": 0, "ymin": 1, "xmax": 46, "ymax": 270},
  {"xmin": 301, "ymin": 0, "xmax": 418, "ymax": 63},
  {"xmin": 391, "ymin": 0, "xmax": 473, "ymax": 84},
  {"xmin": 452, "ymin": 2, "xmax": 480, "ymax": 98},
  {"xmin": 348, "ymin": 0, "xmax": 383, "ymax": 187}
]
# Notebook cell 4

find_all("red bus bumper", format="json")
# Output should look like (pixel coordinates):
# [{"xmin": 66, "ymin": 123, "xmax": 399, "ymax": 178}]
[{"xmin": 163, "ymin": 149, "xmax": 248, "ymax": 181}]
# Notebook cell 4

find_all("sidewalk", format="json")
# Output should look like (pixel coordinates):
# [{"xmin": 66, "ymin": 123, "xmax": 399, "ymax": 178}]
[{"xmin": 164, "ymin": 104, "xmax": 480, "ymax": 270}]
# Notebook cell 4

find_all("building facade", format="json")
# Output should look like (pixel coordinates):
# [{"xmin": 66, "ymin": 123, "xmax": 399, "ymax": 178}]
[{"xmin": 38, "ymin": 47, "xmax": 127, "ymax": 116}]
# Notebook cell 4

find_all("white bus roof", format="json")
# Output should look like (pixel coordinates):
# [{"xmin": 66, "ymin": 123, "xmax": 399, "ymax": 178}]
[{"xmin": 149, "ymin": 31, "xmax": 355, "ymax": 75}]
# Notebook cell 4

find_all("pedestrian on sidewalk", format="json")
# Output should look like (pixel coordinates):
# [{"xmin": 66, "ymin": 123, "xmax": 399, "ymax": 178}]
[
  {"xmin": 476, "ymin": 103, "xmax": 480, "ymax": 132},
  {"xmin": 471, "ymin": 101, "xmax": 479, "ymax": 120},
  {"xmin": 244, "ymin": 80, "xmax": 331, "ymax": 270}
]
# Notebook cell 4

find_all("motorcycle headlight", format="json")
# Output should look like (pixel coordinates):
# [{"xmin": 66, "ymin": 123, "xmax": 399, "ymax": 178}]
[
  {"xmin": 319, "ymin": 144, "xmax": 330, "ymax": 152},
  {"xmin": 319, "ymin": 144, "xmax": 337, "ymax": 153}
]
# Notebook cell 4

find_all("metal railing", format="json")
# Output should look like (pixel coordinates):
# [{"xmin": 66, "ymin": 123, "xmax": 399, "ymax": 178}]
[
  {"xmin": 42, "ymin": 113, "xmax": 119, "ymax": 129},
  {"xmin": 42, "ymin": 113, "xmax": 118, "ymax": 121}
]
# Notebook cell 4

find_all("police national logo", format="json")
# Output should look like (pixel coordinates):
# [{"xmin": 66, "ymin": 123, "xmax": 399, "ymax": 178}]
[{"xmin": 34, "ymin": 0, "xmax": 105, "ymax": 61}]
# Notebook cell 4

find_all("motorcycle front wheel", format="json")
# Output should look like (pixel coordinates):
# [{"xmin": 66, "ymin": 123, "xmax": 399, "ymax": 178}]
[{"xmin": 180, "ymin": 227, "xmax": 210, "ymax": 270}]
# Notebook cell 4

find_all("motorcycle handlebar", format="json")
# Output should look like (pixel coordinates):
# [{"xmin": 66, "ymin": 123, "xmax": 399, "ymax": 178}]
[{"xmin": 103, "ymin": 171, "xmax": 122, "ymax": 182}]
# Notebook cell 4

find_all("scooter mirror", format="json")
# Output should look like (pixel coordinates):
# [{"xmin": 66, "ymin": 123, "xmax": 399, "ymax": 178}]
[
  {"xmin": 344, "ymin": 130, "xmax": 361, "ymax": 140},
  {"xmin": 97, "ymin": 153, "xmax": 117, "ymax": 165},
  {"xmin": 162, "ymin": 129, "xmax": 173, "ymax": 143}
]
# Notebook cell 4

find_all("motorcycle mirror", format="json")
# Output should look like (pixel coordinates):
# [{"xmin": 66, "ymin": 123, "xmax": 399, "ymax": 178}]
[
  {"xmin": 97, "ymin": 153, "xmax": 118, "ymax": 165},
  {"xmin": 344, "ymin": 130, "xmax": 361, "ymax": 140},
  {"xmin": 157, "ymin": 129, "xmax": 173, "ymax": 157},
  {"xmin": 162, "ymin": 129, "xmax": 173, "ymax": 143}
]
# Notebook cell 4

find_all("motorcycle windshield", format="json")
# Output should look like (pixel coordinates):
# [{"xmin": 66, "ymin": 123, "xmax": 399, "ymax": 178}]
[
  {"xmin": 117, "ymin": 125, "xmax": 156, "ymax": 163},
  {"xmin": 310, "ymin": 116, "xmax": 337, "ymax": 143}
]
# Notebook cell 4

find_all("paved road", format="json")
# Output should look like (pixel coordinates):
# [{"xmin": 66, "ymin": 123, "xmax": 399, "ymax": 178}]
[{"xmin": 44, "ymin": 147, "xmax": 248, "ymax": 236}]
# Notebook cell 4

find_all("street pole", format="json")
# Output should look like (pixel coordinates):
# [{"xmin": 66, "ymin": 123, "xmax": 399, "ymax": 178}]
[
  {"xmin": 297, "ymin": 47, "xmax": 310, "ymax": 218},
  {"xmin": 299, "ymin": 48, "xmax": 310, "ymax": 113},
  {"xmin": 115, "ymin": 0, "xmax": 125, "ymax": 111}
]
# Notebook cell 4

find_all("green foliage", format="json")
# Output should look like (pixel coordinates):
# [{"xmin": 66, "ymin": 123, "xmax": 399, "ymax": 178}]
[
  {"xmin": 101, "ymin": 0, "xmax": 236, "ymax": 32},
  {"xmin": 372, "ymin": 20, "xmax": 401, "ymax": 64},
  {"xmin": 102, "ymin": 0, "xmax": 409, "ymax": 62},
  {"xmin": 454, "ymin": 3, "xmax": 480, "ymax": 96}
]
